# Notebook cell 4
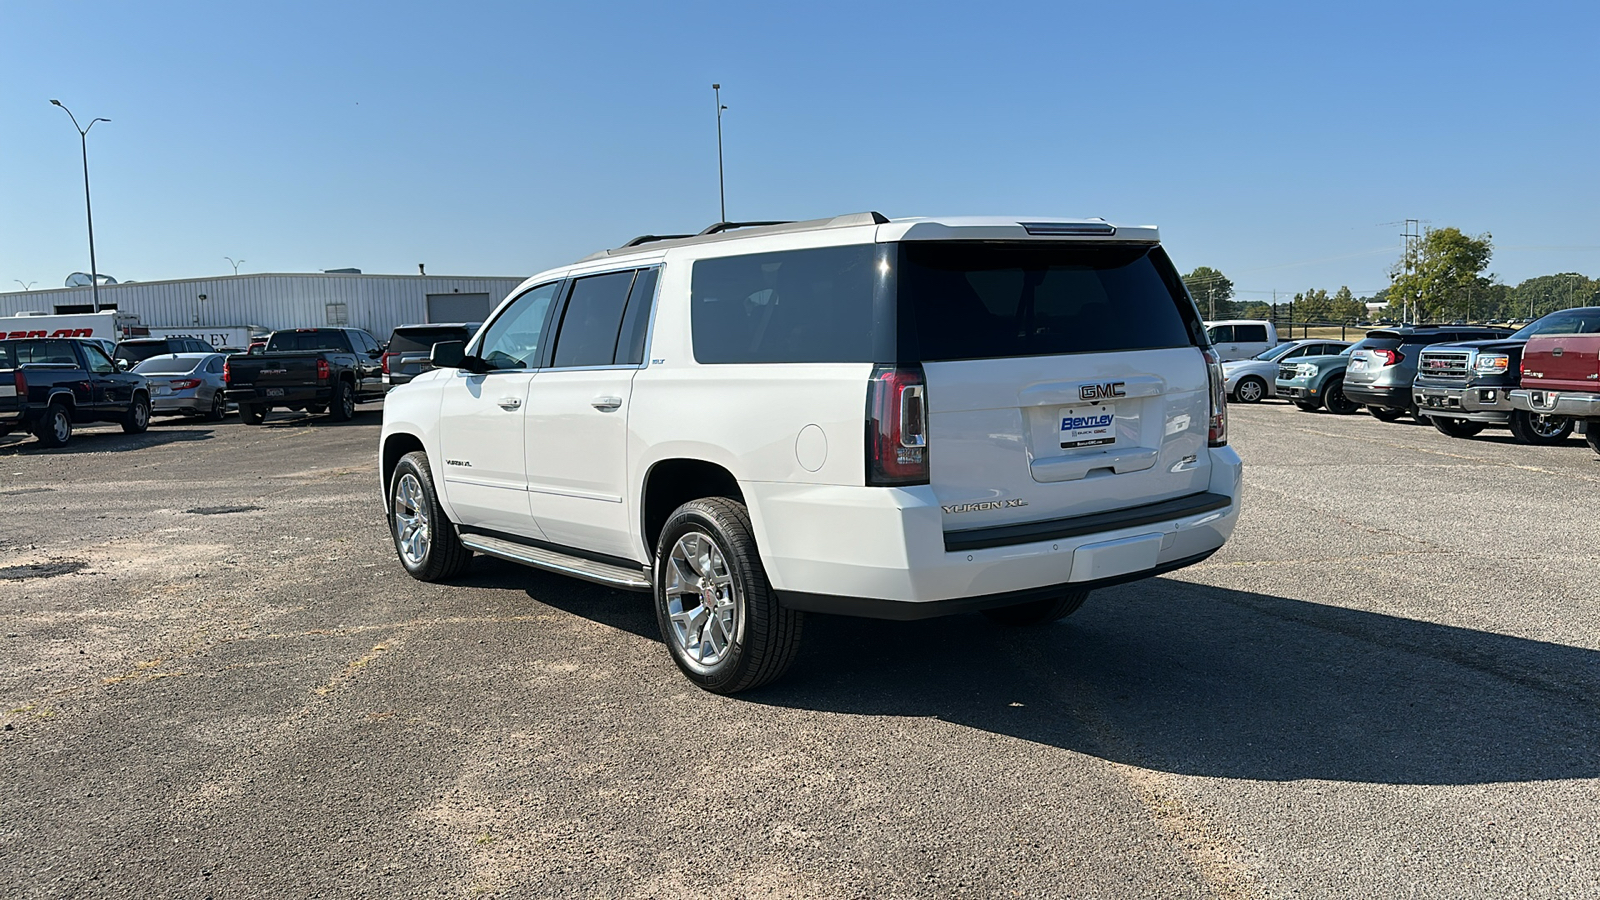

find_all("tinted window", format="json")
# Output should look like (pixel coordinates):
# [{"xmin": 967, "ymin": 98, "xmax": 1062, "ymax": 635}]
[
  {"xmin": 207, "ymin": 357, "xmax": 225, "ymax": 374},
  {"xmin": 115, "ymin": 341, "xmax": 177, "ymax": 364},
  {"xmin": 15, "ymin": 340, "xmax": 80, "ymax": 365},
  {"xmin": 0, "ymin": 344, "xmax": 11, "ymax": 369},
  {"xmin": 1234, "ymin": 324, "xmax": 1269, "ymax": 342},
  {"xmin": 1255, "ymin": 343, "xmax": 1298, "ymax": 361},
  {"xmin": 388, "ymin": 326, "xmax": 474, "ymax": 353},
  {"xmin": 478, "ymin": 282, "xmax": 559, "ymax": 370},
  {"xmin": 692, "ymin": 246, "xmax": 875, "ymax": 364},
  {"xmin": 900, "ymin": 243, "xmax": 1198, "ymax": 361},
  {"xmin": 268, "ymin": 331, "xmax": 353, "ymax": 352},
  {"xmin": 1208, "ymin": 325, "xmax": 1235, "ymax": 343},
  {"xmin": 133, "ymin": 356, "xmax": 200, "ymax": 375},
  {"xmin": 1512, "ymin": 309, "xmax": 1600, "ymax": 338},
  {"xmin": 616, "ymin": 268, "xmax": 659, "ymax": 366},
  {"xmin": 552, "ymin": 271, "xmax": 636, "ymax": 368}
]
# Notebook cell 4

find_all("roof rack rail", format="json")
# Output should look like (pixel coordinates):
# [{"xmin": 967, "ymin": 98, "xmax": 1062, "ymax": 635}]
[
  {"xmin": 697, "ymin": 220, "xmax": 795, "ymax": 236},
  {"xmin": 620, "ymin": 233, "xmax": 694, "ymax": 248}
]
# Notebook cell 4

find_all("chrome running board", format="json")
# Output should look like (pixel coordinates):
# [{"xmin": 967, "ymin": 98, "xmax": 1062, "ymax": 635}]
[{"xmin": 459, "ymin": 533, "xmax": 652, "ymax": 592}]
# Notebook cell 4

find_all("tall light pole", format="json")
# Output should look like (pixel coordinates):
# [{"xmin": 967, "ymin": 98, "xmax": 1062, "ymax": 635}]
[
  {"xmin": 50, "ymin": 100, "xmax": 110, "ymax": 313},
  {"xmin": 225, "ymin": 256, "xmax": 245, "ymax": 275},
  {"xmin": 712, "ymin": 83, "xmax": 727, "ymax": 224},
  {"xmin": 14, "ymin": 280, "xmax": 36, "ymax": 292}
]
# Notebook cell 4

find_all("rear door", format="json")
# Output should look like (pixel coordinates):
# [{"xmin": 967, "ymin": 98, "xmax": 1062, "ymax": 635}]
[{"xmin": 898, "ymin": 241, "xmax": 1213, "ymax": 532}]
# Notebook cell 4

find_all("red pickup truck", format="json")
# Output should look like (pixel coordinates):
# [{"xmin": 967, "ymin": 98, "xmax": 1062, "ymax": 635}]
[{"xmin": 1509, "ymin": 310, "xmax": 1600, "ymax": 453}]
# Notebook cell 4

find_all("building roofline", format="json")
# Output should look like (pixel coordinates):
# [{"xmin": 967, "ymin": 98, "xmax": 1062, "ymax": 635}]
[{"xmin": 0, "ymin": 271, "xmax": 527, "ymax": 298}]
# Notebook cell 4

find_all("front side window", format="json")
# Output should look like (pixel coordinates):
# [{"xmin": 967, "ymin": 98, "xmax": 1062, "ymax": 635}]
[
  {"xmin": 551, "ymin": 271, "xmax": 637, "ymax": 368},
  {"xmin": 1208, "ymin": 325, "xmax": 1236, "ymax": 343},
  {"xmin": 691, "ymin": 245, "xmax": 876, "ymax": 364},
  {"xmin": 478, "ymin": 282, "xmax": 560, "ymax": 370},
  {"xmin": 82, "ymin": 344, "xmax": 117, "ymax": 374}
]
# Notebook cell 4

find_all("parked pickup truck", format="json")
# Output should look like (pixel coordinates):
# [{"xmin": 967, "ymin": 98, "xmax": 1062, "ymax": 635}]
[
  {"xmin": 1413, "ymin": 307, "xmax": 1600, "ymax": 444},
  {"xmin": 0, "ymin": 336, "xmax": 151, "ymax": 447},
  {"xmin": 1509, "ymin": 306, "xmax": 1600, "ymax": 454},
  {"xmin": 223, "ymin": 327, "xmax": 387, "ymax": 425}
]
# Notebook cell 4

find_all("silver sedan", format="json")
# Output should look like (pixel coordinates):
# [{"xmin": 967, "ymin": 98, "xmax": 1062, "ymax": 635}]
[{"xmin": 131, "ymin": 352, "xmax": 230, "ymax": 421}]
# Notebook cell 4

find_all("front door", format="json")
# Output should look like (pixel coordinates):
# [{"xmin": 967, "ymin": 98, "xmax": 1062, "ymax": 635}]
[
  {"xmin": 78, "ymin": 342, "xmax": 133, "ymax": 414},
  {"xmin": 434, "ymin": 281, "xmax": 560, "ymax": 537},
  {"xmin": 525, "ymin": 268, "xmax": 657, "ymax": 563}
]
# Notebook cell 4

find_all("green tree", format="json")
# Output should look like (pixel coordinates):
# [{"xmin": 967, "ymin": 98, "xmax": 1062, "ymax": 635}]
[
  {"xmin": 1329, "ymin": 286, "xmax": 1366, "ymax": 322},
  {"xmin": 1388, "ymin": 227, "xmax": 1494, "ymax": 322},
  {"xmin": 1183, "ymin": 267, "xmax": 1235, "ymax": 319},
  {"xmin": 1505, "ymin": 273, "xmax": 1600, "ymax": 319},
  {"xmin": 1240, "ymin": 301, "xmax": 1273, "ymax": 320}
]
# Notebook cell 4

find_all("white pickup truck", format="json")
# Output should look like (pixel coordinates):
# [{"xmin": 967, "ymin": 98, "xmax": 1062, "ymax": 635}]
[{"xmin": 379, "ymin": 214, "xmax": 1242, "ymax": 692}]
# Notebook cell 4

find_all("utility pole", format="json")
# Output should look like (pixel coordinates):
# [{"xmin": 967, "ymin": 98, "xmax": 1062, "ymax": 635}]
[
  {"xmin": 1401, "ymin": 218, "xmax": 1422, "ymax": 324},
  {"xmin": 1208, "ymin": 285, "xmax": 1216, "ymax": 321},
  {"xmin": 712, "ymin": 84, "xmax": 727, "ymax": 224}
]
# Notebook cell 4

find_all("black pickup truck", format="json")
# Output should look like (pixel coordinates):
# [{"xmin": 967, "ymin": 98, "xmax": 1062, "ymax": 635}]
[
  {"xmin": 0, "ymin": 337, "xmax": 152, "ymax": 447},
  {"xmin": 223, "ymin": 327, "xmax": 388, "ymax": 425},
  {"xmin": 1411, "ymin": 308, "xmax": 1597, "ymax": 444}
]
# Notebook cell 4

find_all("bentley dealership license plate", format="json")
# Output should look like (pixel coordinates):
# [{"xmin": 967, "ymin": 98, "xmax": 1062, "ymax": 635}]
[{"xmin": 1060, "ymin": 404, "xmax": 1115, "ymax": 449}]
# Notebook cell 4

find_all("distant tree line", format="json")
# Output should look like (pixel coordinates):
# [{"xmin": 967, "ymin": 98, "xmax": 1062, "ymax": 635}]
[{"xmin": 1183, "ymin": 227, "xmax": 1599, "ymax": 325}]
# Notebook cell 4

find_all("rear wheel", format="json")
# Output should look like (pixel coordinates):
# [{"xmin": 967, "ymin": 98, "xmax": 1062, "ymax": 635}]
[
  {"xmin": 390, "ymin": 451, "xmax": 472, "ymax": 581},
  {"xmin": 121, "ymin": 394, "xmax": 151, "ymax": 434},
  {"xmin": 33, "ymin": 403, "xmax": 72, "ymax": 448},
  {"xmin": 1430, "ymin": 416, "xmax": 1486, "ymax": 438},
  {"xmin": 654, "ymin": 497, "xmax": 803, "ymax": 694},
  {"xmin": 1586, "ymin": 420, "xmax": 1600, "ymax": 455},
  {"xmin": 1369, "ymin": 406, "xmax": 1406, "ymax": 422},
  {"xmin": 1509, "ymin": 410, "xmax": 1572, "ymax": 445},
  {"xmin": 204, "ymin": 390, "xmax": 227, "ymax": 422},
  {"xmin": 239, "ymin": 404, "xmax": 265, "ymax": 425},
  {"xmin": 1233, "ymin": 377, "xmax": 1267, "ymax": 404},
  {"xmin": 329, "ymin": 379, "xmax": 355, "ymax": 421},
  {"xmin": 1322, "ymin": 377, "xmax": 1361, "ymax": 414},
  {"xmin": 982, "ymin": 589, "xmax": 1090, "ymax": 626}
]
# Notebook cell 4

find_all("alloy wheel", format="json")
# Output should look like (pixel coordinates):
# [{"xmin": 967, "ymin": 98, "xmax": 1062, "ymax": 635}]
[
  {"xmin": 392, "ymin": 473, "xmax": 431, "ymax": 566},
  {"xmin": 664, "ymin": 531, "xmax": 741, "ymax": 672}
]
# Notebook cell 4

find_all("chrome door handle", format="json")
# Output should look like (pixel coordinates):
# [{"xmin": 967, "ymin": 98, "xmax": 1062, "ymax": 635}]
[
  {"xmin": 591, "ymin": 396, "xmax": 622, "ymax": 412},
  {"xmin": 498, "ymin": 397, "xmax": 522, "ymax": 410}
]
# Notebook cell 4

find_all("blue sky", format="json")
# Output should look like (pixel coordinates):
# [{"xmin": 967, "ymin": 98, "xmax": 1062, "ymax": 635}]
[{"xmin": 2, "ymin": 1, "xmax": 1596, "ymax": 302}]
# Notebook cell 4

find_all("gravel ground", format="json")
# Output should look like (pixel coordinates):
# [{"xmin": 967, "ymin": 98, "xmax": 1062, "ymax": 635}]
[{"xmin": 0, "ymin": 401, "xmax": 1595, "ymax": 899}]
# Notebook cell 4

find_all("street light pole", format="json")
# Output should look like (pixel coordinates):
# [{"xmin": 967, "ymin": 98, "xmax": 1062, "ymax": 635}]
[
  {"xmin": 712, "ymin": 83, "xmax": 727, "ymax": 224},
  {"xmin": 225, "ymin": 257, "xmax": 245, "ymax": 276},
  {"xmin": 51, "ymin": 100, "xmax": 110, "ymax": 313}
]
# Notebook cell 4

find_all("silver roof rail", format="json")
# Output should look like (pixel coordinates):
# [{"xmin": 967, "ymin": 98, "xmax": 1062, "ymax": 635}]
[{"xmin": 579, "ymin": 211, "xmax": 890, "ymax": 262}]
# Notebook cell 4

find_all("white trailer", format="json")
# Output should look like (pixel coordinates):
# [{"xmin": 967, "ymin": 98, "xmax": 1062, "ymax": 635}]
[
  {"xmin": 141, "ymin": 325, "xmax": 266, "ymax": 351},
  {"xmin": 0, "ymin": 310, "xmax": 142, "ymax": 341}
]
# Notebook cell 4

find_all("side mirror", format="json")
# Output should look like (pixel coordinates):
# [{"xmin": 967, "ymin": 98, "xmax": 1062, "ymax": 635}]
[
  {"xmin": 430, "ymin": 341, "xmax": 467, "ymax": 369},
  {"xmin": 116, "ymin": 359, "xmax": 131, "ymax": 371},
  {"xmin": 367, "ymin": 347, "xmax": 383, "ymax": 359}
]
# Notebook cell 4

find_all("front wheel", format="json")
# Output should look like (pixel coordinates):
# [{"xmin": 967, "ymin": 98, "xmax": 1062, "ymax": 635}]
[
  {"xmin": 1509, "ymin": 410, "xmax": 1572, "ymax": 445},
  {"xmin": 389, "ymin": 451, "xmax": 472, "ymax": 581},
  {"xmin": 239, "ymin": 404, "xmax": 265, "ymax": 425},
  {"xmin": 121, "ymin": 394, "xmax": 151, "ymax": 434},
  {"xmin": 1233, "ymin": 377, "xmax": 1267, "ymax": 404},
  {"xmin": 1322, "ymin": 378, "xmax": 1362, "ymax": 414},
  {"xmin": 982, "ymin": 589, "xmax": 1090, "ymax": 626},
  {"xmin": 654, "ymin": 497, "xmax": 803, "ymax": 694},
  {"xmin": 329, "ymin": 380, "xmax": 355, "ymax": 422},
  {"xmin": 1430, "ymin": 416, "xmax": 1486, "ymax": 438},
  {"xmin": 1368, "ymin": 406, "xmax": 1406, "ymax": 422}
]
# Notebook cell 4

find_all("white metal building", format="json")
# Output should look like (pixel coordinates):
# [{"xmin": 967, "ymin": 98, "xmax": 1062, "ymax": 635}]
[{"xmin": 0, "ymin": 272, "xmax": 528, "ymax": 340}]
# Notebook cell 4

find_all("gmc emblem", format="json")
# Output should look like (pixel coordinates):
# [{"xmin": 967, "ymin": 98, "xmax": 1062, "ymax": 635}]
[{"xmin": 1079, "ymin": 382, "xmax": 1127, "ymax": 402}]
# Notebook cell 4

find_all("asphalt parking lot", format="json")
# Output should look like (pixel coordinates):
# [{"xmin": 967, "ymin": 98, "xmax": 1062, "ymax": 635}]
[{"xmin": 1, "ymin": 402, "xmax": 1597, "ymax": 899}]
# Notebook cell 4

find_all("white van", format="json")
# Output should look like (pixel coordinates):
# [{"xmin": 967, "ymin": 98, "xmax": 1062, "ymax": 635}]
[
  {"xmin": 380, "ymin": 214, "xmax": 1242, "ymax": 692},
  {"xmin": 1205, "ymin": 319, "xmax": 1279, "ymax": 361}
]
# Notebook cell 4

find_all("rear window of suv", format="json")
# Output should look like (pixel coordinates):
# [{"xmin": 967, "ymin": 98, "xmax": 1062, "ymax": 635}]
[
  {"xmin": 898, "ymin": 242, "xmax": 1200, "ymax": 361},
  {"xmin": 388, "ymin": 326, "xmax": 476, "ymax": 354}
]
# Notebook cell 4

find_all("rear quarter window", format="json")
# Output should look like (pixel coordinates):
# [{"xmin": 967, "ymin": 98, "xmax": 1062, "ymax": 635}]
[
  {"xmin": 690, "ymin": 245, "xmax": 876, "ymax": 364},
  {"xmin": 1234, "ymin": 324, "xmax": 1268, "ymax": 342}
]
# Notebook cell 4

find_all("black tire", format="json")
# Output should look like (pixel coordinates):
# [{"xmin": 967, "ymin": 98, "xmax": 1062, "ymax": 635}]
[
  {"xmin": 121, "ymin": 393, "xmax": 151, "ymax": 434},
  {"xmin": 1368, "ymin": 406, "xmax": 1406, "ymax": 422},
  {"xmin": 1233, "ymin": 376, "xmax": 1267, "ymax": 404},
  {"xmin": 1509, "ymin": 410, "xmax": 1572, "ymax": 446},
  {"xmin": 1322, "ymin": 377, "xmax": 1361, "ymax": 415},
  {"xmin": 33, "ymin": 403, "xmax": 72, "ymax": 448},
  {"xmin": 654, "ymin": 497, "xmax": 803, "ymax": 694},
  {"xmin": 1586, "ymin": 420, "xmax": 1600, "ymax": 455},
  {"xmin": 1430, "ymin": 416, "xmax": 1486, "ymax": 438},
  {"xmin": 204, "ymin": 390, "xmax": 227, "ymax": 422},
  {"xmin": 389, "ymin": 451, "xmax": 472, "ymax": 581},
  {"xmin": 305, "ymin": 404, "xmax": 327, "ymax": 415},
  {"xmin": 1294, "ymin": 400, "xmax": 1322, "ymax": 412},
  {"xmin": 329, "ymin": 379, "xmax": 355, "ymax": 422},
  {"xmin": 239, "ymin": 404, "xmax": 265, "ymax": 425},
  {"xmin": 982, "ymin": 589, "xmax": 1091, "ymax": 626}
]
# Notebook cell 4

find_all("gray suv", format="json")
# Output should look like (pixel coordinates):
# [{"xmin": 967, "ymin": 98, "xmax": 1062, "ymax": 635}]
[
  {"xmin": 1343, "ymin": 326, "xmax": 1513, "ymax": 421},
  {"xmin": 381, "ymin": 323, "xmax": 482, "ymax": 385}
]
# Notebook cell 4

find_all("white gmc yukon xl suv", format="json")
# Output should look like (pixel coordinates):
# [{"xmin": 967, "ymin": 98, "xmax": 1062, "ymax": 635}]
[{"xmin": 380, "ymin": 213, "xmax": 1241, "ymax": 693}]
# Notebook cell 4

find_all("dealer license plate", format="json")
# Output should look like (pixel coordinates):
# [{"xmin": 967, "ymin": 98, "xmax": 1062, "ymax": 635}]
[
  {"xmin": 1350, "ymin": 358, "xmax": 1366, "ymax": 369},
  {"xmin": 1060, "ymin": 404, "xmax": 1115, "ymax": 449},
  {"xmin": 265, "ymin": 388, "xmax": 285, "ymax": 397}
]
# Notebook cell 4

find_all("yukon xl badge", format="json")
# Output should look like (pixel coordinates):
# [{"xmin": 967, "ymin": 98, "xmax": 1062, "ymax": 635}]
[
  {"xmin": 1080, "ymin": 381, "xmax": 1127, "ymax": 401},
  {"xmin": 942, "ymin": 499, "xmax": 1029, "ymax": 514},
  {"xmin": 445, "ymin": 459, "xmax": 472, "ymax": 467}
]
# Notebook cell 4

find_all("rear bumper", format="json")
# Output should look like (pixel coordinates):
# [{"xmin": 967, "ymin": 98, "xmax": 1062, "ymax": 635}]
[
  {"xmin": 1343, "ymin": 382, "xmax": 1411, "ymax": 409},
  {"xmin": 746, "ymin": 447, "xmax": 1241, "ymax": 612},
  {"xmin": 1509, "ymin": 389, "xmax": 1600, "ymax": 418},
  {"xmin": 1412, "ymin": 383, "xmax": 1514, "ymax": 423},
  {"xmin": 225, "ymin": 386, "xmax": 331, "ymax": 405}
]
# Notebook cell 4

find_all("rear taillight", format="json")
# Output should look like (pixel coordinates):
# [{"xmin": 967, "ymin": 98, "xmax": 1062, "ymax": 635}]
[
  {"xmin": 1371, "ymin": 349, "xmax": 1403, "ymax": 366},
  {"xmin": 866, "ymin": 365, "xmax": 929, "ymax": 486},
  {"xmin": 316, "ymin": 359, "xmax": 331, "ymax": 381},
  {"xmin": 381, "ymin": 353, "xmax": 397, "ymax": 374},
  {"xmin": 1203, "ymin": 348, "xmax": 1228, "ymax": 447},
  {"xmin": 13, "ymin": 370, "xmax": 25, "ymax": 396},
  {"xmin": 222, "ymin": 361, "xmax": 231, "ymax": 383},
  {"xmin": 171, "ymin": 379, "xmax": 202, "ymax": 390}
]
